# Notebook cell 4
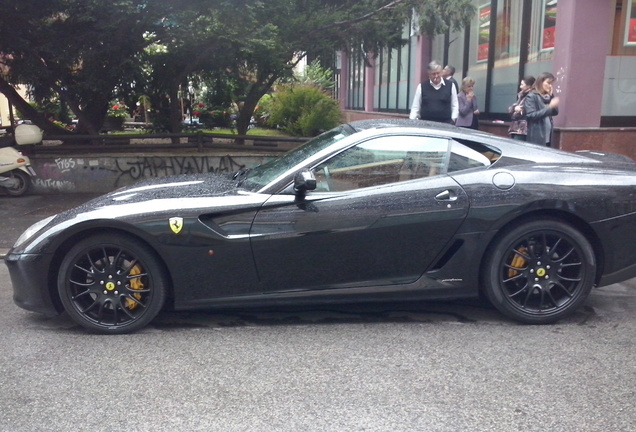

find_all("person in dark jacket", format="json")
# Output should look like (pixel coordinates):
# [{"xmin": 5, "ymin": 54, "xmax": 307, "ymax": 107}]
[
  {"xmin": 409, "ymin": 61, "xmax": 458, "ymax": 124},
  {"xmin": 443, "ymin": 64, "xmax": 459, "ymax": 92},
  {"xmin": 507, "ymin": 75, "xmax": 535, "ymax": 140},
  {"xmin": 524, "ymin": 72, "xmax": 559, "ymax": 146}
]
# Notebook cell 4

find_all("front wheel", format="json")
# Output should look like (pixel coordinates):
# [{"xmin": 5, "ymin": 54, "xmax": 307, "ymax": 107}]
[
  {"xmin": 58, "ymin": 234, "xmax": 168, "ymax": 334},
  {"xmin": 4, "ymin": 169, "xmax": 31, "ymax": 196},
  {"xmin": 483, "ymin": 219, "xmax": 596, "ymax": 324}
]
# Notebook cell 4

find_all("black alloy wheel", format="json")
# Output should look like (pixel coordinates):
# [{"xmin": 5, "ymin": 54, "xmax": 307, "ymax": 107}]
[
  {"xmin": 5, "ymin": 169, "xmax": 30, "ymax": 196},
  {"xmin": 58, "ymin": 234, "xmax": 167, "ymax": 334},
  {"xmin": 483, "ymin": 219, "xmax": 596, "ymax": 324}
]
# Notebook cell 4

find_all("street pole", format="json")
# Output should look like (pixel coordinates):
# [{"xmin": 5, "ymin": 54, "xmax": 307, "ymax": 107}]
[{"xmin": 188, "ymin": 84, "xmax": 194, "ymax": 125}]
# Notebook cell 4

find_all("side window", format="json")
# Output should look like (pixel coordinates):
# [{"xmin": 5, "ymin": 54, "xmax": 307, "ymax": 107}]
[
  {"xmin": 314, "ymin": 135, "xmax": 449, "ymax": 192},
  {"xmin": 448, "ymin": 139, "xmax": 495, "ymax": 173}
]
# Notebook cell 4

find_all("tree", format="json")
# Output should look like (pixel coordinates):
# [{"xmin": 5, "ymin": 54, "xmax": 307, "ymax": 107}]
[
  {"xmin": 0, "ymin": 0, "xmax": 470, "ymax": 138},
  {"xmin": 0, "ymin": 0, "xmax": 165, "ymax": 134},
  {"xmin": 138, "ymin": 0, "xmax": 253, "ymax": 134},
  {"xmin": 221, "ymin": 0, "xmax": 414, "ymax": 136},
  {"xmin": 412, "ymin": 0, "xmax": 476, "ymax": 65}
]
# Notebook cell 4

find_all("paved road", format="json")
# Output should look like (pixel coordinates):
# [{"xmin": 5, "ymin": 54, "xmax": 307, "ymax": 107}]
[{"xmin": 1, "ymin": 194, "xmax": 636, "ymax": 431}]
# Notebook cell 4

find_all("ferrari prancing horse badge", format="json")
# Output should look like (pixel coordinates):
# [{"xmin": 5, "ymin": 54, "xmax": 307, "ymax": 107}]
[{"xmin": 169, "ymin": 217, "xmax": 184, "ymax": 234}]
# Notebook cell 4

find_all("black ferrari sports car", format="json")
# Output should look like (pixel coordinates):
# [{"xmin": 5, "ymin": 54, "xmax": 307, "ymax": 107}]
[{"xmin": 7, "ymin": 119, "xmax": 636, "ymax": 333}]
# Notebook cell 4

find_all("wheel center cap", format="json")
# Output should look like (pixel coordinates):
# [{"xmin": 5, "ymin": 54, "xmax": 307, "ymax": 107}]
[
  {"xmin": 105, "ymin": 281, "xmax": 116, "ymax": 291},
  {"xmin": 536, "ymin": 268, "xmax": 546, "ymax": 277}
]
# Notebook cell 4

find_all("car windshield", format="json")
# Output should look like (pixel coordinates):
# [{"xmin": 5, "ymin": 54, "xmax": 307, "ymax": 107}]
[{"xmin": 240, "ymin": 124, "xmax": 355, "ymax": 190}]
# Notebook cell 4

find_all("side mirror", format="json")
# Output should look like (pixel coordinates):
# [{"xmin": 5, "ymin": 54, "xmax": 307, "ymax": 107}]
[{"xmin": 293, "ymin": 170, "xmax": 317, "ymax": 193}]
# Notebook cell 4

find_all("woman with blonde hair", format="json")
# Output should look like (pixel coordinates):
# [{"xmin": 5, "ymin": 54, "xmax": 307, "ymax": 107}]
[{"xmin": 456, "ymin": 77, "xmax": 480, "ymax": 129}]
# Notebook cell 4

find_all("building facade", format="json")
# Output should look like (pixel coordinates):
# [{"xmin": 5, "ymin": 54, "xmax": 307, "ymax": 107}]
[{"xmin": 336, "ymin": 0, "xmax": 636, "ymax": 134}]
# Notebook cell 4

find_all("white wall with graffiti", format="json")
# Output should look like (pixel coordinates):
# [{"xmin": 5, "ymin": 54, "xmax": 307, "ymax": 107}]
[{"xmin": 28, "ymin": 153, "xmax": 276, "ymax": 193}]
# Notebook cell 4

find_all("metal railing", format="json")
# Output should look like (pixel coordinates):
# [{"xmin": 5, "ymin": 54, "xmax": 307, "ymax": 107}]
[{"xmin": 27, "ymin": 132, "xmax": 308, "ymax": 154}]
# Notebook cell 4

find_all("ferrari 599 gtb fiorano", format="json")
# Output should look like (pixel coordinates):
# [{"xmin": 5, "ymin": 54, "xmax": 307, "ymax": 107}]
[{"xmin": 6, "ymin": 119, "xmax": 636, "ymax": 333}]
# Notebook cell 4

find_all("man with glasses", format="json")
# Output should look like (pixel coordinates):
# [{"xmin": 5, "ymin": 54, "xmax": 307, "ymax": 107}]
[{"xmin": 409, "ymin": 61, "xmax": 458, "ymax": 124}]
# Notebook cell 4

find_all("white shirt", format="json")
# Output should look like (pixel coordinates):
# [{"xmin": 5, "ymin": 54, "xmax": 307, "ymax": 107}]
[{"xmin": 409, "ymin": 79, "xmax": 459, "ymax": 122}]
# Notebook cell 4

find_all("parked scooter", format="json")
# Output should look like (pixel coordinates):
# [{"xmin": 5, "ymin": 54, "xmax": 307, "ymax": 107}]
[{"xmin": 0, "ymin": 124, "xmax": 41, "ymax": 197}]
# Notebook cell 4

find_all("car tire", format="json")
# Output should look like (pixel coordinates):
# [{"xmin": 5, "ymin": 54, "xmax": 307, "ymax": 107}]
[
  {"xmin": 483, "ymin": 219, "xmax": 596, "ymax": 324},
  {"xmin": 5, "ymin": 169, "xmax": 31, "ymax": 196},
  {"xmin": 58, "ymin": 234, "xmax": 168, "ymax": 334}
]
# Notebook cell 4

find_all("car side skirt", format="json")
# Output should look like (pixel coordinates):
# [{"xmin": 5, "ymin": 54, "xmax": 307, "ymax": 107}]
[{"xmin": 174, "ymin": 283, "xmax": 477, "ymax": 312}]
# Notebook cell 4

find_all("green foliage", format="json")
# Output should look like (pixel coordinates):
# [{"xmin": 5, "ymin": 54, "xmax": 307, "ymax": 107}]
[
  {"xmin": 208, "ymin": 127, "xmax": 289, "ymax": 137},
  {"xmin": 107, "ymin": 101, "xmax": 129, "ymax": 118},
  {"xmin": 0, "ymin": 0, "xmax": 166, "ymax": 134},
  {"xmin": 254, "ymin": 93, "xmax": 273, "ymax": 126},
  {"xmin": 197, "ymin": 104, "xmax": 233, "ymax": 129},
  {"xmin": 265, "ymin": 84, "xmax": 341, "ymax": 137},
  {"xmin": 0, "ymin": 0, "xmax": 447, "ymax": 136},
  {"xmin": 293, "ymin": 59, "xmax": 335, "ymax": 90},
  {"xmin": 413, "ymin": 0, "xmax": 476, "ymax": 38}
]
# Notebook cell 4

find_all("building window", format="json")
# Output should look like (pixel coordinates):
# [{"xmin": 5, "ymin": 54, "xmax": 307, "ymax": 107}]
[
  {"xmin": 488, "ymin": 0, "xmax": 525, "ymax": 114},
  {"xmin": 525, "ymin": 0, "xmax": 555, "ymax": 81},
  {"xmin": 541, "ymin": 0, "xmax": 557, "ymax": 50},
  {"xmin": 625, "ymin": 0, "xmax": 636, "ymax": 46},
  {"xmin": 348, "ymin": 48, "xmax": 365, "ymax": 110},
  {"xmin": 478, "ymin": 3, "xmax": 491, "ymax": 63},
  {"xmin": 374, "ymin": 21, "xmax": 413, "ymax": 113}
]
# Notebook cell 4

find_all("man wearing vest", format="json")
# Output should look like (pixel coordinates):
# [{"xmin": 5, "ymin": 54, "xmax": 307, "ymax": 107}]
[{"xmin": 409, "ymin": 61, "xmax": 459, "ymax": 124}]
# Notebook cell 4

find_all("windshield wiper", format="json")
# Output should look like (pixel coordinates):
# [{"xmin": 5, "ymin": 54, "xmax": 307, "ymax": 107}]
[{"xmin": 233, "ymin": 167, "xmax": 250, "ymax": 186}]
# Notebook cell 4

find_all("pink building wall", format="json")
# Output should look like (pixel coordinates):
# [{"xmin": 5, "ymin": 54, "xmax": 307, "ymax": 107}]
[
  {"xmin": 552, "ymin": 0, "xmax": 613, "ymax": 128},
  {"xmin": 339, "ymin": 0, "xmax": 616, "ymax": 129}
]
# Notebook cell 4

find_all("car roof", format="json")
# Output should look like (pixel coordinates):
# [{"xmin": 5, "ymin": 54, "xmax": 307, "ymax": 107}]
[
  {"xmin": 348, "ymin": 118, "xmax": 456, "ymax": 133},
  {"xmin": 347, "ymin": 118, "xmax": 510, "ymax": 143},
  {"xmin": 345, "ymin": 118, "xmax": 601, "ymax": 165}
]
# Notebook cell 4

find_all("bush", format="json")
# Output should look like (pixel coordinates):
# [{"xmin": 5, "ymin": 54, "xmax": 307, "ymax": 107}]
[
  {"xmin": 264, "ymin": 84, "xmax": 341, "ymax": 137},
  {"xmin": 295, "ymin": 59, "xmax": 335, "ymax": 91},
  {"xmin": 254, "ymin": 94, "xmax": 273, "ymax": 126},
  {"xmin": 196, "ymin": 103, "xmax": 233, "ymax": 128}
]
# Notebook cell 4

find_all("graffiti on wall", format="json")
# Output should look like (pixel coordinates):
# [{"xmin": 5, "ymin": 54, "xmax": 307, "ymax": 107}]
[
  {"xmin": 32, "ymin": 158, "xmax": 81, "ymax": 192},
  {"xmin": 114, "ymin": 155, "xmax": 246, "ymax": 186},
  {"xmin": 31, "ymin": 154, "xmax": 262, "ymax": 193}
]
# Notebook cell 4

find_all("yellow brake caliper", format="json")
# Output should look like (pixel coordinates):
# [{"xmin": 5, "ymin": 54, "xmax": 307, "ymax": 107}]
[
  {"xmin": 508, "ymin": 247, "xmax": 527, "ymax": 278},
  {"xmin": 125, "ymin": 264, "xmax": 144, "ymax": 310}
]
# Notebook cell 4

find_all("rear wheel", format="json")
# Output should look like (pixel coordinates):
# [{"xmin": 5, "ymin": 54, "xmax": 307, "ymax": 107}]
[
  {"xmin": 483, "ymin": 220, "xmax": 595, "ymax": 324},
  {"xmin": 58, "ymin": 234, "xmax": 167, "ymax": 334},
  {"xmin": 4, "ymin": 169, "xmax": 30, "ymax": 196}
]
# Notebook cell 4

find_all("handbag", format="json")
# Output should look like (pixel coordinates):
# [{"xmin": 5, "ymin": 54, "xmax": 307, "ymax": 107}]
[{"xmin": 471, "ymin": 113, "xmax": 479, "ymax": 130}]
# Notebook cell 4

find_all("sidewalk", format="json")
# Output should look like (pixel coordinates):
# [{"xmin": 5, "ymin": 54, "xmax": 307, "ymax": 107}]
[{"xmin": 0, "ymin": 193, "xmax": 100, "ymax": 257}]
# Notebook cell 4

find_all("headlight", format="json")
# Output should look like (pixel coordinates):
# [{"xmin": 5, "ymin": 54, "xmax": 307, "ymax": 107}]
[{"xmin": 13, "ymin": 215, "xmax": 55, "ymax": 248}]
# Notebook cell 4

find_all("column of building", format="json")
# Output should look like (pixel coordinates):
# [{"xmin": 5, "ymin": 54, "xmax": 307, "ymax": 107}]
[{"xmin": 552, "ymin": 0, "xmax": 613, "ymax": 128}]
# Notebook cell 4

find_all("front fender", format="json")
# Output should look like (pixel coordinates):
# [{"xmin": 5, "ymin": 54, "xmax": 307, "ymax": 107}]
[{"xmin": 18, "ymin": 165, "xmax": 36, "ymax": 176}]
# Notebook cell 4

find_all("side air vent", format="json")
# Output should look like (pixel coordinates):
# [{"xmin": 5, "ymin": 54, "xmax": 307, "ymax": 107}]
[{"xmin": 430, "ymin": 239, "xmax": 464, "ymax": 270}]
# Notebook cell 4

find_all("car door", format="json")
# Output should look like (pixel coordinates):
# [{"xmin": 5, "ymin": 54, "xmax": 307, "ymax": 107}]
[{"xmin": 249, "ymin": 134, "xmax": 471, "ymax": 292}]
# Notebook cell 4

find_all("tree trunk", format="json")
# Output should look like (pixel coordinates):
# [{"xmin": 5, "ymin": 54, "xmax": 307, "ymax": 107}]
[
  {"xmin": 61, "ymin": 92, "xmax": 106, "ymax": 135},
  {"xmin": 75, "ymin": 101, "xmax": 110, "ymax": 135},
  {"xmin": 443, "ymin": 28, "xmax": 450, "ymax": 66},
  {"xmin": 168, "ymin": 84, "xmax": 182, "ymax": 143},
  {"xmin": 235, "ymin": 75, "xmax": 279, "ymax": 138},
  {"xmin": 0, "ymin": 77, "xmax": 71, "ymax": 135}
]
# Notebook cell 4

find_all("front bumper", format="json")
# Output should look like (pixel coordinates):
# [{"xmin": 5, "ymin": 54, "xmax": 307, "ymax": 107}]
[{"xmin": 4, "ymin": 252, "xmax": 60, "ymax": 316}]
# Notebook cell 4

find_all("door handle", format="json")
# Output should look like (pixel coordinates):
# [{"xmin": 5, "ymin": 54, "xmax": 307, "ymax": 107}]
[{"xmin": 435, "ymin": 189, "xmax": 458, "ymax": 202}]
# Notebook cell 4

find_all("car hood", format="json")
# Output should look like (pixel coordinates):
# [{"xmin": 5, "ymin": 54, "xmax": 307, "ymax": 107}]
[
  {"xmin": 103, "ymin": 173, "xmax": 240, "ymax": 202},
  {"xmin": 65, "ymin": 173, "xmax": 265, "ymax": 221},
  {"xmin": 13, "ymin": 173, "xmax": 269, "ymax": 253}
]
